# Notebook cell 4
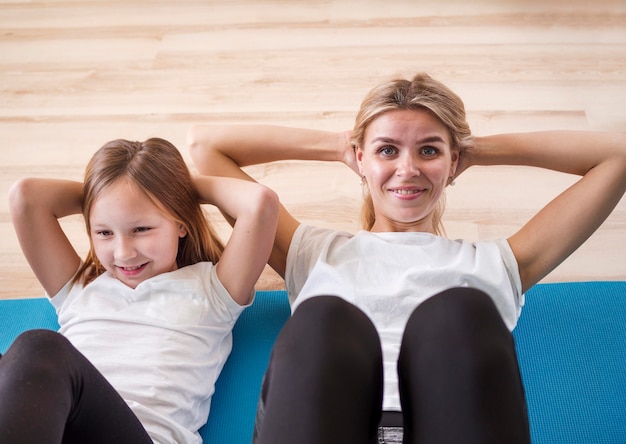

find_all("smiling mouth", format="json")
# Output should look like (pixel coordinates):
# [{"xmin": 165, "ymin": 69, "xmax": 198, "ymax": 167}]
[
  {"xmin": 389, "ymin": 187, "xmax": 425, "ymax": 196},
  {"xmin": 392, "ymin": 189, "xmax": 420, "ymax": 195},
  {"xmin": 118, "ymin": 263, "xmax": 148, "ymax": 274}
]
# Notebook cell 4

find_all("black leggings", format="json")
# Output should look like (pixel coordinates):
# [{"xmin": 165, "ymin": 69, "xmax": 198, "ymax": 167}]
[
  {"xmin": 254, "ymin": 288, "xmax": 530, "ymax": 444},
  {"xmin": 0, "ymin": 329, "xmax": 152, "ymax": 444}
]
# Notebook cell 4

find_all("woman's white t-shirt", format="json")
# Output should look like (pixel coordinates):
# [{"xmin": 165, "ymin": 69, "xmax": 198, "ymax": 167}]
[
  {"xmin": 285, "ymin": 224, "xmax": 523, "ymax": 411},
  {"xmin": 50, "ymin": 262, "xmax": 249, "ymax": 444}
]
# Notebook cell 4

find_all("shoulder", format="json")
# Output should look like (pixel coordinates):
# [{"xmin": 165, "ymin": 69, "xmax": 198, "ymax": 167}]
[
  {"xmin": 449, "ymin": 237, "xmax": 518, "ymax": 268},
  {"xmin": 50, "ymin": 272, "xmax": 119, "ymax": 323},
  {"xmin": 469, "ymin": 238, "xmax": 522, "ymax": 297},
  {"xmin": 49, "ymin": 277, "xmax": 83, "ymax": 313},
  {"xmin": 171, "ymin": 261, "xmax": 215, "ymax": 279},
  {"xmin": 471, "ymin": 238, "xmax": 518, "ymax": 266},
  {"xmin": 176, "ymin": 262, "xmax": 248, "ymax": 316},
  {"xmin": 285, "ymin": 225, "xmax": 353, "ymax": 298},
  {"xmin": 288, "ymin": 224, "xmax": 354, "ymax": 263},
  {"xmin": 293, "ymin": 224, "xmax": 353, "ymax": 241}
]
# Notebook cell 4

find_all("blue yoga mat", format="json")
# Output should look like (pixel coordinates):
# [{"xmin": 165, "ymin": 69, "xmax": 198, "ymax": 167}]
[{"xmin": 1, "ymin": 283, "xmax": 624, "ymax": 443}]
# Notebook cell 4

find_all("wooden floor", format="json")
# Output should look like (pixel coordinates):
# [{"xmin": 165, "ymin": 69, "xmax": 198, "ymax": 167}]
[{"xmin": 1, "ymin": 0, "xmax": 625, "ymax": 299}]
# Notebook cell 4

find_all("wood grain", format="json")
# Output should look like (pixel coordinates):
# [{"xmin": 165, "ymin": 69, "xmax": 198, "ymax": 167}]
[{"xmin": 1, "ymin": 0, "xmax": 625, "ymax": 298}]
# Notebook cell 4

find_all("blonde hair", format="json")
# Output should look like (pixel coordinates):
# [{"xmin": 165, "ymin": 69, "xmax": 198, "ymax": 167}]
[
  {"xmin": 72, "ymin": 138, "xmax": 224, "ymax": 287},
  {"xmin": 351, "ymin": 73, "xmax": 472, "ymax": 234}
]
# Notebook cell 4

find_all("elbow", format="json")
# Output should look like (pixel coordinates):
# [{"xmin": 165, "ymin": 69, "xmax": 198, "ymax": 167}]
[
  {"xmin": 187, "ymin": 125, "xmax": 207, "ymax": 169},
  {"xmin": 245, "ymin": 183, "xmax": 280, "ymax": 231},
  {"xmin": 8, "ymin": 178, "xmax": 36, "ymax": 220},
  {"xmin": 186, "ymin": 124, "xmax": 203, "ymax": 153},
  {"xmin": 257, "ymin": 185, "xmax": 280, "ymax": 223},
  {"xmin": 187, "ymin": 124, "xmax": 222, "ymax": 175},
  {"xmin": 606, "ymin": 143, "xmax": 626, "ymax": 191}
]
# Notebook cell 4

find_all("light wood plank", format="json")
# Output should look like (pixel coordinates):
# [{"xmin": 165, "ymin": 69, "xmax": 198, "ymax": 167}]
[{"xmin": 1, "ymin": 0, "xmax": 625, "ymax": 298}]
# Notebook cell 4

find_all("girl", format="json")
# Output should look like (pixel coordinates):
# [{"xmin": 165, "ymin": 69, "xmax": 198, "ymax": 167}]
[
  {"xmin": 2, "ymin": 137, "xmax": 278, "ymax": 444},
  {"xmin": 187, "ymin": 73, "xmax": 626, "ymax": 444}
]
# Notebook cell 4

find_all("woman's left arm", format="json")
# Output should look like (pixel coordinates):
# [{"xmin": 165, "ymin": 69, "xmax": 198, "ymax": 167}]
[
  {"xmin": 471, "ymin": 131, "xmax": 626, "ymax": 292},
  {"xmin": 193, "ymin": 175, "xmax": 279, "ymax": 305}
]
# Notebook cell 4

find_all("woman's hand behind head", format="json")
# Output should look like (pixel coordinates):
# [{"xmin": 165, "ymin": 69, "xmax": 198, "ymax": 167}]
[
  {"xmin": 452, "ymin": 135, "xmax": 476, "ymax": 180},
  {"xmin": 341, "ymin": 130, "xmax": 360, "ymax": 176}
]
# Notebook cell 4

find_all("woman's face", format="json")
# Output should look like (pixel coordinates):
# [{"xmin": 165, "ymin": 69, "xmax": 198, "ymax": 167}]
[
  {"xmin": 89, "ymin": 177, "xmax": 187, "ymax": 288},
  {"xmin": 356, "ymin": 108, "xmax": 458, "ymax": 233}
]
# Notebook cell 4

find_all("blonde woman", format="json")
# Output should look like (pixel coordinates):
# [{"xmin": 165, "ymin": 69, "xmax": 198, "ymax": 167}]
[{"xmin": 189, "ymin": 73, "xmax": 626, "ymax": 444}]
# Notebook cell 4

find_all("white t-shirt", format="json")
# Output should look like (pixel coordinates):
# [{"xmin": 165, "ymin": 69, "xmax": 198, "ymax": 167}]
[
  {"xmin": 50, "ymin": 262, "xmax": 249, "ymax": 444},
  {"xmin": 285, "ymin": 224, "xmax": 523, "ymax": 411}
]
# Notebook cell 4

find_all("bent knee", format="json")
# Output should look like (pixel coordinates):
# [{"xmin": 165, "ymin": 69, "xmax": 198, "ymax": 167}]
[
  {"xmin": 409, "ymin": 287, "xmax": 500, "ymax": 330},
  {"xmin": 8, "ymin": 329, "xmax": 72, "ymax": 360},
  {"xmin": 292, "ymin": 296, "xmax": 377, "ymax": 340},
  {"xmin": 280, "ymin": 296, "xmax": 381, "ymax": 362},
  {"xmin": 401, "ymin": 288, "xmax": 516, "ymax": 374},
  {"xmin": 2, "ymin": 330, "xmax": 75, "ymax": 382}
]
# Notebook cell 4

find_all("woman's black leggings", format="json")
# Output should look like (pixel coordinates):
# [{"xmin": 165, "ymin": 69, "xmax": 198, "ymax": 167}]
[
  {"xmin": 254, "ymin": 287, "xmax": 531, "ymax": 444},
  {"xmin": 0, "ymin": 329, "xmax": 152, "ymax": 444}
]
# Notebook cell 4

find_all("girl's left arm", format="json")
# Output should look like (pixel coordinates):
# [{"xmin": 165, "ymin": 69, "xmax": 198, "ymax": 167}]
[
  {"xmin": 470, "ymin": 131, "xmax": 626, "ymax": 293},
  {"xmin": 193, "ymin": 175, "xmax": 279, "ymax": 305}
]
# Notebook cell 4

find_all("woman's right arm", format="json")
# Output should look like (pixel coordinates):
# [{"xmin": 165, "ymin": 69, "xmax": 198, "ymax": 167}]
[
  {"xmin": 187, "ymin": 125, "xmax": 350, "ymax": 277},
  {"xmin": 8, "ymin": 178, "xmax": 82, "ymax": 297}
]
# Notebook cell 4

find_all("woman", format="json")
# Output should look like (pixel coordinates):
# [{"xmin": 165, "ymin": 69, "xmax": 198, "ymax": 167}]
[
  {"xmin": 3, "ymin": 138, "xmax": 278, "ymax": 444},
  {"xmin": 188, "ymin": 73, "xmax": 626, "ymax": 444}
]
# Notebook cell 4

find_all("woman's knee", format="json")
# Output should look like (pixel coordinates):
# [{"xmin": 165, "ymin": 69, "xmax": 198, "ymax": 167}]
[
  {"xmin": 275, "ymin": 296, "xmax": 382, "ymax": 368},
  {"xmin": 405, "ymin": 287, "xmax": 503, "ymax": 337},
  {"xmin": 292, "ymin": 296, "xmax": 379, "ymax": 343},
  {"xmin": 400, "ymin": 287, "xmax": 515, "ymax": 372},
  {"xmin": 258, "ymin": 297, "xmax": 384, "ymax": 442}
]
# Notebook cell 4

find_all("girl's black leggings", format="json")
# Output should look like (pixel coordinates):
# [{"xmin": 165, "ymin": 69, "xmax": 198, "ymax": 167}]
[
  {"xmin": 254, "ymin": 287, "xmax": 531, "ymax": 444},
  {"xmin": 0, "ymin": 329, "xmax": 152, "ymax": 444}
]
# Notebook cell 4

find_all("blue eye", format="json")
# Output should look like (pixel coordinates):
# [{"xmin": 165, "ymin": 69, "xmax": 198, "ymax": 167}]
[
  {"xmin": 421, "ymin": 146, "xmax": 438, "ymax": 156},
  {"xmin": 134, "ymin": 227, "xmax": 151, "ymax": 233},
  {"xmin": 378, "ymin": 146, "xmax": 397, "ymax": 156}
]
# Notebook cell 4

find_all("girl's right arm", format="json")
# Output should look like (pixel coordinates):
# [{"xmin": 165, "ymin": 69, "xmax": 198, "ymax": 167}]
[
  {"xmin": 193, "ymin": 175, "xmax": 279, "ymax": 306},
  {"xmin": 187, "ymin": 125, "xmax": 350, "ymax": 277},
  {"xmin": 8, "ymin": 178, "xmax": 82, "ymax": 297}
]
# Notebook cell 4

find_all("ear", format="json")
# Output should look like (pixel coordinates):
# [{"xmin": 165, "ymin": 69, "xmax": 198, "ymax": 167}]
[
  {"xmin": 178, "ymin": 224, "xmax": 188, "ymax": 238},
  {"xmin": 450, "ymin": 149, "xmax": 460, "ymax": 177},
  {"xmin": 355, "ymin": 145, "xmax": 365, "ymax": 176}
]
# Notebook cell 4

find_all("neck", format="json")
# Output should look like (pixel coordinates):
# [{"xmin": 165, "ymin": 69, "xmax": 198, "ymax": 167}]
[{"xmin": 370, "ymin": 217, "xmax": 437, "ymax": 234}]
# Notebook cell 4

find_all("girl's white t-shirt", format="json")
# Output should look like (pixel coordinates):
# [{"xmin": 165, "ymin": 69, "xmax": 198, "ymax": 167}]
[
  {"xmin": 285, "ymin": 224, "xmax": 523, "ymax": 411},
  {"xmin": 50, "ymin": 262, "xmax": 249, "ymax": 444}
]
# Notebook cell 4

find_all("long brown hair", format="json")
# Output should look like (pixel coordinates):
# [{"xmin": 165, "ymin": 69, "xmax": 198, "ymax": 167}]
[
  {"xmin": 351, "ymin": 73, "xmax": 473, "ymax": 235},
  {"xmin": 72, "ymin": 138, "xmax": 224, "ymax": 287}
]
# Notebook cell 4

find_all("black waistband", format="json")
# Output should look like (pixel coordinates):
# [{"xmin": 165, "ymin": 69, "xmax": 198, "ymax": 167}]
[{"xmin": 380, "ymin": 411, "xmax": 403, "ymax": 428}]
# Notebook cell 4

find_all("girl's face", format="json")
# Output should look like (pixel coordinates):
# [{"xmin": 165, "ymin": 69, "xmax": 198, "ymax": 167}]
[
  {"xmin": 89, "ymin": 177, "xmax": 187, "ymax": 289},
  {"xmin": 356, "ymin": 108, "xmax": 458, "ymax": 233}
]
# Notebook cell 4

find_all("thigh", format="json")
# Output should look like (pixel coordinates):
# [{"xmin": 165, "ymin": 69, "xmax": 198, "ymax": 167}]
[
  {"xmin": 397, "ymin": 288, "xmax": 530, "ymax": 444},
  {"xmin": 0, "ymin": 330, "xmax": 151, "ymax": 444},
  {"xmin": 255, "ymin": 296, "xmax": 383, "ymax": 444},
  {"xmin": 62, "ymin": 346, "xmax": 152, "ymax": 444}
]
